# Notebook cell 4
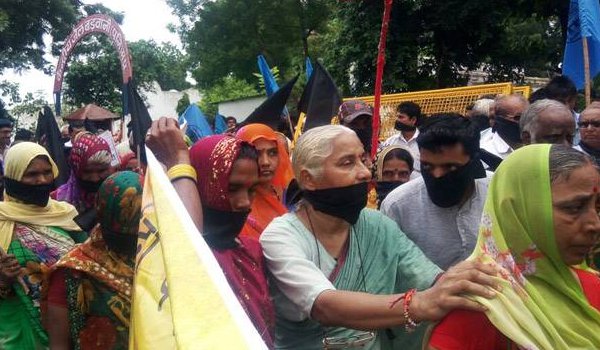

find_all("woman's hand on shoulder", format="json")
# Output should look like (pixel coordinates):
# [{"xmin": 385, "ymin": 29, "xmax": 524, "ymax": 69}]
[
  {"xmin": 0, "ymin": 252, "xmax": 21, "ymax": 288},
  {"xmin": 146, "ymin": 117, "xmax": 190, "ymax": 169},
  {"xmin": 410, "ymin": 260, "xmax": 499, "ymax": 321}
]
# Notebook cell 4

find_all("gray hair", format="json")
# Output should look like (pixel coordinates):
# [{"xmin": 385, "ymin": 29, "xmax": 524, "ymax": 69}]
[
  {"xmin": 292, "ymin": 125, "xmax": 355, "ymax": 186},
  {"xmin": 471, "ymin": 98, "xmax": 495, "ymax": 116},
  {"xmin": 520, "ymin": 99, "xmax": 569, "ymax": 134},
  {"xmin": 549, "ymin": 144, "xmax": 596, "ymax": 183},
  {"xmin": 494, "ymin": 94, "xmax": 528, "ymax": 116}
]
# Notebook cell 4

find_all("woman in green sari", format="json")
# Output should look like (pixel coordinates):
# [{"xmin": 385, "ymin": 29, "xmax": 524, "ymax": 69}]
[
  {"xmin": 428, "ymin": 144, "xmax": 600, "ymax": 349},
  {"xmin": 0, "ymin": 142, "xmax": 83, "ymax": 349},
  {"xmin": 260, "ymin": 125, "xmax": 500, "ymax": 350},
  {"xmin": 46, "ymin": 171, "xmax": 143, "ymax": 350}
]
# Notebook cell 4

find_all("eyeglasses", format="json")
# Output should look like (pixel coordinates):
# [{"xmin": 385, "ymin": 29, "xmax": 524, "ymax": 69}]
[
  {"xmin": 578, "ymin": 121, "xmax": 600, "ymax": 129},
  {"xmin": 577, "ymin": 120, "xmax": 600, "ymax": 129},
  {"xmin": 323, "ymin": 331, "xmax": 376, "ymax": 349}
]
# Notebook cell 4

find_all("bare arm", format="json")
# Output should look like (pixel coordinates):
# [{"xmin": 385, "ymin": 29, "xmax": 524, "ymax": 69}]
[
  {"xmin": 311, "ymin": 261, "xmax": 499, "ymax": 330},
  {"xmin": 47, "ymin": 304, "xmax": 70, "ymax": 350},
  {"xmin": 146, "ymin": 117, "xmax": 203, "ymax": 231},
  {"xmin": 45, "ymin": 269, "xmax": 70, "ymax": 350}
]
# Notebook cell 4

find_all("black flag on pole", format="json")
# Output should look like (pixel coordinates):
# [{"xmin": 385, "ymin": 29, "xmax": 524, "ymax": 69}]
[
  {"xmin": 298, "ymin": 61, "xmax": 342, "ymax": 131},
  {"xmin": 243, "ymin": 75, "xmax": 298, "ymax": 131},
  {"xmin": 126, "ymin": 79, "xmax": 153, "ymax": 164},
  {"xmin": 35, "ymin": 106, "xmax": 70, "ymax": 186}
]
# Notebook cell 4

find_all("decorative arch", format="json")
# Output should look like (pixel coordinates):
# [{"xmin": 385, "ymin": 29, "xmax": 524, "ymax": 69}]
[{"xmin": 53, "ymin": 14, "xmax": 133, "ymax": 115}]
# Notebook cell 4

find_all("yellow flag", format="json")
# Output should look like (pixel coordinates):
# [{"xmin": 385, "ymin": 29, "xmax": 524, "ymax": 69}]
[{"xmin": 129, "ymin": 149, "xmax": 267, "ymax": 349}]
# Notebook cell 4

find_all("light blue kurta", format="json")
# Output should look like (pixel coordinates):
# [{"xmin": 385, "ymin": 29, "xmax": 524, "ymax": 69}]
[{"xmin": 260, "ymin": 208, "xmax": 442, "ymax": 350}]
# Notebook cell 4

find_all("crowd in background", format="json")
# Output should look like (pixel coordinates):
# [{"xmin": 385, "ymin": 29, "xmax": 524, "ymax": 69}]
[{"xmin": 0, "ymin": 74, "xmax": 599, "ymax": 350}]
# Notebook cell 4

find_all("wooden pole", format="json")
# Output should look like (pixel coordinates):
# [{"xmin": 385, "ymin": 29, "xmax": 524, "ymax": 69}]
[{"xmin": 583, "ymin": 36, "xmax": 591, "ymax": 106}]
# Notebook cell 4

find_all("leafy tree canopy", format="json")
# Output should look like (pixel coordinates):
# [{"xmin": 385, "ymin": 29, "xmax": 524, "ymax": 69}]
[
  {"xmin": 198, "ymin": 75, "xmax": 259, "ymax": 118},
  {"xmin": 0, "ymin": 0, "xmax": 80, "ymax": 72},
  {"xmin": 63, "ymin": 39, "xmax": 190, "ymax": 115},
  {"xmin": 168, "ymin": 0, "xmax": 331, "ymax": 89}
]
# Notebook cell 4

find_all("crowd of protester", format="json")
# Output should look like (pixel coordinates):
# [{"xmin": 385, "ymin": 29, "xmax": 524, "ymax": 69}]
[{"xmin": 0, "ymin": 74, "xmax": 599, "ymax": 350}]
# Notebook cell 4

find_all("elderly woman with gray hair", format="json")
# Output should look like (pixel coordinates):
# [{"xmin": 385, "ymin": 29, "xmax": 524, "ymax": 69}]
[{"xmin": 260, "ymin": 125, "xmax": 500, "ymax": 350}]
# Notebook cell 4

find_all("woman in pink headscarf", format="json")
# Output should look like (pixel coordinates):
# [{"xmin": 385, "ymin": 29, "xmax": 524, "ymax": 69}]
[
  {"xmin": 189, "ymin": 135, "xmax": 275, "ymax": 348},
  {"xmin": 53, "ymin": 133, "xmax": 114, "ymax": 214}
]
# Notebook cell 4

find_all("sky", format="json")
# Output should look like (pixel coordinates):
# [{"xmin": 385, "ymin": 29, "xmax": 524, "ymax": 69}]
[{"xmin": 3, "ymin": 0, "xmax": 182, "ymax": 103}]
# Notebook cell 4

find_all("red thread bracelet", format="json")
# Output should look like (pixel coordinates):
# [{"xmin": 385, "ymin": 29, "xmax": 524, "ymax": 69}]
[{"xmin": 403, "ymin": 288, "xmax": 420, "ymax": 332}]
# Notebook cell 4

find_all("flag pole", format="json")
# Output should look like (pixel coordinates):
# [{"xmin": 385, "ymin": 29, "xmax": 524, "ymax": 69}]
[
  {"xmin": 286, "ymin": 114, "xmax": 295, "ymax": 137},
  {"xmin": 583, "ymin": 36, "xmax": 591, "ymax": 106},
  {"xmin": 371, "ymin": 0, "xmax": 393, "ymax": 159}
]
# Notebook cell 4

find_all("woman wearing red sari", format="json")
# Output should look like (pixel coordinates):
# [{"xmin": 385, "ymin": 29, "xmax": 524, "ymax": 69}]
[
  {"xmin": 236, "ymin": 123, "xmax": 293, "ymax": 238},
  {"xmin": 189, "ymin": 135, "xmax": 275, "ymax": 348}
]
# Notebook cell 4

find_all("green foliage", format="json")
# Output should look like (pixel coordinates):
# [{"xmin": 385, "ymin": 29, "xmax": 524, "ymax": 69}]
[
  {"xmin": 8, "ymin": 90, "xmax": 48, "ymax": 130},
  {"xmin": 0, "ymin": 0, "xmax": 79, "ymax": 72},
  {"xmin": 176, "ymin": 92, "xmax": 191, "ymax": 116},
  {"xmin": 168, "ymin": 0, "xmax": 331, "ymax": 89},
  {"xmin": 198, "ymin": 75, "xmax": 259, "ymax": 117},
  {"xmin": 9, "ymin": 91, "xmax": 48, "ymax": 118},
  {"xmin": 317, "ymin": 0, "xmax": 568, "ymax": 95},
  {"xmin": 0, "ymin": 80, "xmax": 21, "ymax": 106},
  {"xmin": 63, "ymin": 39, "xmax": 190, "ymax": 115},
  {"xmin": 253, "ymin": 66, "xmax": 281, "ymax": 91},
  {"xmin": 0, "ymin": 100, "xmax": 11, "ymax": 120}
]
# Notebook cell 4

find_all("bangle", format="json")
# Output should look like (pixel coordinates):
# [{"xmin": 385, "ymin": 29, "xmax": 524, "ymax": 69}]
[
  {"xmin": 167, "ymin": 164, "xmax": 197, "ymax": 183},
  {"xmin": 403, "ymin": 288, "xmax": 420, "ymax": 332}
]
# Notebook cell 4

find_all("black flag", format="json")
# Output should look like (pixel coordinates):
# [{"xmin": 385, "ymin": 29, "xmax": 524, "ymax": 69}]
[
  {"xmin": 126, "ymin": 79, "xmax": 153, "ymax": 164},
  {"xmin": 298, "ymin": 61, "xmax": 342, "ymax": 131},
  {"xmin": 35, "ymin": 106, "xmax": 70, "ymax": 186},
  {"xmin": 243, "ymin": 75, "xmax": 298, "ymax": 131}
]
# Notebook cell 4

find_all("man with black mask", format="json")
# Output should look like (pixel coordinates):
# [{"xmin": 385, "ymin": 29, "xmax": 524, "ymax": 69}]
[
  {"xmin": 338, "ymin": 100, "xmax": 374, "ymax": 156},
  {"xmin": 381, "ymin": 101, "xmax": 422, "ymax": 174},
  {"xmin": 381, "ymin": 114, "xmax": 490, "ymax": 270},
  {"xmin": 480, "ymin": 94, "xmax": 529, "ymax": 162}
]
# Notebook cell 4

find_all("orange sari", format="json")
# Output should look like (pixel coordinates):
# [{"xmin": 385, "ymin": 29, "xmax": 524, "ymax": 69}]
[{"xmin": 236, "ymin": 124, "xmax": 294, "ymax": 238}]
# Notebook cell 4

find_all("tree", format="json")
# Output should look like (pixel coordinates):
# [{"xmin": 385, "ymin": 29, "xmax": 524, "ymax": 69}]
[
  {"xmin": 63, "ymin": 40, "xmax": 190, "ymax": 115},
  {"xmin": 0, "ymin": 80, "xmax": 21, "ymax": 106},
  {"xmin": 8, "ymin": 91, "xmax": 48, "ymax": 131},
  {"xmin": 198, "ymin": 75, "xmax": 259, "ymax": 117},
  {"xmin": 0, "ymin": 0, "xmax": 79, "ymax": 72},
  {"xmin": 318, "ymin": 0, "xmax": 566, "ymax": 94},
  {"xmin": 176, "ymin": 92, "xmax": 190, "ymax": 116},
  {"xmin": 168, "ymin": 0, "xmax": 331, "ymax": 89}
]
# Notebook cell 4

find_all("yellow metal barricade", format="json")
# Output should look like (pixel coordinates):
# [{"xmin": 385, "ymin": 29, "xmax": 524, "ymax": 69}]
[
  {"xmin": 294, "ymin": 82, "xmax": 532, "ymax": 142},
  {"xmin": 346, "ymin": 83, "xmax": 516, "ymax": 140}
]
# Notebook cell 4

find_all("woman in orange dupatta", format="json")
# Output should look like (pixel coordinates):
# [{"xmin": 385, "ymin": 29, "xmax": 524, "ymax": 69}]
[{"xmin": 236, "ymin": 124, "xmax": 294, "ymax": 238}]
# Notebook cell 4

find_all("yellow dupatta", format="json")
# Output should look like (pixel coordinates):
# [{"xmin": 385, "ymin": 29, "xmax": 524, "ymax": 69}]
[{"xmin": 0, "ymin": 142, "xmax": 80, "ymax": 250}]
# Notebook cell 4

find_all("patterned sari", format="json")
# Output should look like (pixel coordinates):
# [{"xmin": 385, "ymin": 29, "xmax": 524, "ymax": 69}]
[
  {"xmin": 50, "ymin": 171, "xmax": 142, "ymax": 350},
  {"xmin": 190, "ymin": 135, "xmax": 275, "ymax": 347},
  {"xmin": 0, "ymin": 142, "xmax": 80, "ymax": 350}
]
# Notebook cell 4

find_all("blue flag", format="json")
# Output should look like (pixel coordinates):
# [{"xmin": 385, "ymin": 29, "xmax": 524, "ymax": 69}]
[
  {"xmin": 258, "ymin": 55, "xmax": 280, "ymax": 96},
  {"xmin": 305, "ymin": 57, "xmax": 313, "ymax": 81},
  {"xmin": 214, "ymin": 113, "xmax": 228, "ymax": 134},
  {"xmin": 257, "ymin": 55, "xmax": 290, "ymax": 118},
  {"xmin": 179, "ymin": 104, "xmax": 214, "ymax": 143},
  {"xmin": 563, "ymin": 0, "xmax": 600, "ymax": 89}
]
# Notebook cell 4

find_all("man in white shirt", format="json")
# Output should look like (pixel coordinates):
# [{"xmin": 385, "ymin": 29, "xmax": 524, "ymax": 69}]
[
  {"xmin": 381, "ymin": 101, "xmax": 422, "ymax": 173},
  {"xmin": 480, "ymin": 94, "xmax": 529, "ymax": 160},
  {"xmin": 381, "ymin": 114, "xmax": 490, "ymax": 270}
]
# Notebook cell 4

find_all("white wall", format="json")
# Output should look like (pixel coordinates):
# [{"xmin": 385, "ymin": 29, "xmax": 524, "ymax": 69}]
[
  {"xmin": 218, "ymin": 96, "xmax": 266, "ymax": 122},
  {"xmin": 143, "ymin": 81, "xmax": 201, "ymax": 120}
]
